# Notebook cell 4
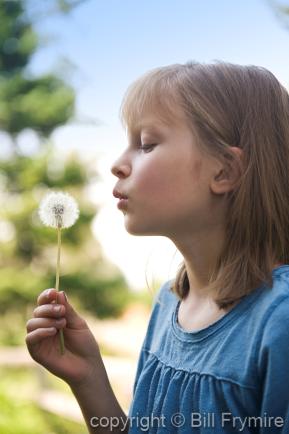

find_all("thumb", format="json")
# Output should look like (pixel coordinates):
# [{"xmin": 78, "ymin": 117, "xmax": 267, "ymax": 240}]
[{"xmin": 58, "ymin": 290, "xmax": 88, "ymax": 329}]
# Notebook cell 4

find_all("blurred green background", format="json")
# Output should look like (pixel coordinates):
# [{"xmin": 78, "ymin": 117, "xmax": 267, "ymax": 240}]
[
  {"xmin": 0, "ymin": 1, "xmax": 155, "ymax": 432},
  {"xmin": 1, "ymin": 0, "xmax": 288, "ymax": 432}
]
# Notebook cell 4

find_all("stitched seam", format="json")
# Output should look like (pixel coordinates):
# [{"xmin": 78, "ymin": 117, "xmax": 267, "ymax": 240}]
[
  {"xmin": 171, "ymin": 291, "xmax": 260, "ymax": 344},
  {"xmin": 142, "ymin": 347, "xmax": 257, "ymax": 390}
]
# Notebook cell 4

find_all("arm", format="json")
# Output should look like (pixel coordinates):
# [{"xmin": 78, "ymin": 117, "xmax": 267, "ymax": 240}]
[
  {"xmin": 25, "ymin": 288, "xmax": 129, "ymax": 434},
  {"xmin": 69, "ymin": 357, "xmax": 129, "ymax": 434},
  {"xmin": 70, "ymin": 281, "xmax": 166, "ymax": 433}
]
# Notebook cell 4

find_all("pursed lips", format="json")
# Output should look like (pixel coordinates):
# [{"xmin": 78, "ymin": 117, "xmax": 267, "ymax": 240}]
[{"xmin": 112, "ymin": 188, "xmax": 129, "ymax": 199}]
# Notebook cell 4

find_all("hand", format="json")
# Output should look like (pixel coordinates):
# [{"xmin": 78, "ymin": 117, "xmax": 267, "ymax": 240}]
[{"xmin": 26, "ymin": 288, "xmax": 102, "ymax": 388}]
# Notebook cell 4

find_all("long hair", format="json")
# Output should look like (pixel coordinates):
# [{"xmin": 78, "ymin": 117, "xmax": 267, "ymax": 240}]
[{"xmin": 119, "ymin": 61, "xmax": 289, "ymax": 309}]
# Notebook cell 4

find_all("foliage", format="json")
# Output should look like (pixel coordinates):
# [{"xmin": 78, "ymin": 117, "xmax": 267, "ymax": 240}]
[
  {"xmin": 0, "ymin": 0, "xmax": 75, "ymax": 137},
  {"xmin": 0, "ymin": 73, "xmax": 75, "ymax": 135},
  {"xmin": 62, "ymin": 274, "xmax": 132, "ymax": 318},
  {"xmin": 0, "ymin": 390, "xmax": 87, "ymax": 434},
  {"xmin": 0, "ymin": 143, "xmax": 130, "ymax": 319},
  {"xmin": 0, "ymin": 0, "xmax": 38, "ymax": 74},
  {"xmin": 0, "ymin": 0, "xmax": 131, "ymax": 321},
  {"xmin": 0, "ymin": 367, "xmax": 87, "ymax": 432}
]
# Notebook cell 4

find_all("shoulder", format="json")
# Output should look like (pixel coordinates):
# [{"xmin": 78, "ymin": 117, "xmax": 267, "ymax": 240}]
[
  {"xmin": 256, "ymin": 294, "xmax": 289, "ymax": 382},
  {"xmin": 259, "ymin": 290, "xmax": 289, "ymax": 345},
  {"xmin": 255, "ymin": 267, "xmax": 289, "ymax": 321},
  {"xmin": 260, "ymin": 292, "xmax": 289, "ymax": 344},
  {"xmin": 152, "ymin": 278, "xmax": 178, "ymax": 309},
  {"xmin": 148, "ymin": 278, "xmax": 178, "ymax": 325},
  {"xmin": 141, "ymin": 279, "xmax": 178, "ymax": 348},
  {"xmin": 255, "ymin": 268, "xmax": 289, "ymax": 375}
]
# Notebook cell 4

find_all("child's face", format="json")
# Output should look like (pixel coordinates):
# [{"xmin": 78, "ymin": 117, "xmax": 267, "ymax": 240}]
[{"xmin": 111, "ymin": 109, "xmax": 227, "ymax": 240}]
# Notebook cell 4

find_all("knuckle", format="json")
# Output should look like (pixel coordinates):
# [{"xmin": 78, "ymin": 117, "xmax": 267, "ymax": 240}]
[
  {"xmin": 26, "ymin": 320, "xmax": 32, "ymax": 332},
  {"xmin": 33, "ymin": 305, "xmax": 49, "ymax": 318},
  {"xmin": 25, "ymin": 332, "xmax": 35, "ymax": 347},
  {"xmin": 52, "ymin": 305, "xmax": 64, "ymax": 317},
  {"xmin": 27, "ymin": 318, "xmax": 39, "ymax": 332},
  {"xmin": 33, "ymin": 307, "xmax": 39, "ymax": 317},
  {"xmin": 37, "ymin": 288, "xmax": 53, "ymax": 306},
  {"xmin": 37, "ymin": 290, "xmax": 45, "ymax": 304}
]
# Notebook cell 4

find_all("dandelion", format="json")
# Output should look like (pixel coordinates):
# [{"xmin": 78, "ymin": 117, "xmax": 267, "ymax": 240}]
[
  {"xmin": 38, "ymin": 191, "xmax": 79, "ymax": 229},
  {"xmin": 38, "ymin": 191, "xmax": 79, "ymax": 355}
]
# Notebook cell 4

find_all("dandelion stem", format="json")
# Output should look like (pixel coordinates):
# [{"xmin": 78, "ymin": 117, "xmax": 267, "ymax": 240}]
[{"xmin": 55, "ymin": 225, "xmax": 65, "ymax": 355}]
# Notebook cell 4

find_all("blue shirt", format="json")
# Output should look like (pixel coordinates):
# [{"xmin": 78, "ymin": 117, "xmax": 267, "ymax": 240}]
[{"xmin": 127, "ymin": 265, "xmax": 289, "ymax": 433}]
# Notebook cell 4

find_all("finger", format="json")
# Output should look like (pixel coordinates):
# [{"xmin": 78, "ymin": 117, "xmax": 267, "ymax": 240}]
[
  {"xmin": 25, "ymin": 327, "xmax": 57, "ymax": 346},
  {"xmin": 58, "ymin": 291, "xmax": 88, "ymax": 329},
  {"xmin": 37, "ymin": 288, "xmax": 57, "ymax": 306},
  {"xmin": 26, "ymin": 317, "xmax": 66, "ymax": 333},
  {"xmin": 33, "ymin": 303, "xmax": 65, "ymax": 319}
]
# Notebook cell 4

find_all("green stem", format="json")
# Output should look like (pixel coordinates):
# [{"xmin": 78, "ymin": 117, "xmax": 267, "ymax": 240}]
[{"xmin": 55, "ymin": 225, "xmax": 65, "ymax": 355}]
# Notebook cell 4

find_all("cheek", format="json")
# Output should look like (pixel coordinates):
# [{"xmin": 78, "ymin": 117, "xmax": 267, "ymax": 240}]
[
  {"xmin": 135, "ymin": 154, "xmax": 203, "ymax": 207},
  {"xmin": 191, "ymin": 157, "xmax": 203, "ymax": 180},
  {"xmin": 125, "ymin": 154, "xmax": 209, "ymax": 235},
  {"xmin": 134, "ymin": 158, "xmax": 175, "ymax": 201}
]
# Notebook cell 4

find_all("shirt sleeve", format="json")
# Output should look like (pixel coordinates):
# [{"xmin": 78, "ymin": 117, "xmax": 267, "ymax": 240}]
[{"xmin": 257, "ymin": 296, "xmax": 289, "ymax": 433}]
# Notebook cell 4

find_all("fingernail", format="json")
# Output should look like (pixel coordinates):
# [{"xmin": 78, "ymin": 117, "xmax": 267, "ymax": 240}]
[{"xmin": 62, "ymin": 291, "xmax": 68, "ymax": 302}]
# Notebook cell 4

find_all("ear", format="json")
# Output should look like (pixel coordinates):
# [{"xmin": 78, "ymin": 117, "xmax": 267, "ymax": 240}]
[{"xmin": 210, "ymin": 147, "xmax": 244, "ymax": 195}]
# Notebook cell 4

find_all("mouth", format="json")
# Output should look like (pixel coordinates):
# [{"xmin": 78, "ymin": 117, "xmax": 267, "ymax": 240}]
[
  {"xmin": 117, "ymin": 197, "xmax": 129, "ymax": 210},
  {"xmin": 112, "ymin": 188, "xmax": 129, "ymax": 200},
  {"xmin": 113, "ymin": 188, "xmax": 129, "ymax": 210}
]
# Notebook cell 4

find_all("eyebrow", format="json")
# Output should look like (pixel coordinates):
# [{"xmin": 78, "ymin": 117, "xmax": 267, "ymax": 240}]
[{"xmin": 129, "ymin": 121, "xmax": 167, "ymax": 136}]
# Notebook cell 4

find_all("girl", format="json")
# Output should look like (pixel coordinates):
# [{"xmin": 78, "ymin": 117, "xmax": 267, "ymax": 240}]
[{"xmin": 26, "ymin": 61, "xmax": 289, "ymax": 433}]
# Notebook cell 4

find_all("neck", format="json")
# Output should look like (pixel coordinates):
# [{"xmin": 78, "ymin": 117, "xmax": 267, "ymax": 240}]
[
  {"xmin": 170, "ymin": 224, "xmax": 226, "ymax": 304},
  {"xmin": 171, "ymin": 228, "xmax": 284, "ymax": 308}
]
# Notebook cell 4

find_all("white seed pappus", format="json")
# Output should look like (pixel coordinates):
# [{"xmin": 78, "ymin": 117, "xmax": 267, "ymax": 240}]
[{"xmin": 38, "ymin": 191, "xmax": 79, "ymax": 229}]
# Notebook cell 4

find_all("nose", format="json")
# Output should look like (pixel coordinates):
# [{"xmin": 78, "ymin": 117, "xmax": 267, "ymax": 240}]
[{"xmin": 110, "ymin": 157, "xmax": 131, "ymax": 178}]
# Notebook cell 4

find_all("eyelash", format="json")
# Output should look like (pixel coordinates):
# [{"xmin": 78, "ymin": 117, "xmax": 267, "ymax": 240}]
[{"xmin": 139, "ymin": 144, "xmax": 156, "ymax": 153}]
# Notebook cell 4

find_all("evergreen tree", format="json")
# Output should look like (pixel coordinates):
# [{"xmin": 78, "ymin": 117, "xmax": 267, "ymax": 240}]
[{"xmin": 0, "ymin": 1, "xmax": 130, "ymax": 345}]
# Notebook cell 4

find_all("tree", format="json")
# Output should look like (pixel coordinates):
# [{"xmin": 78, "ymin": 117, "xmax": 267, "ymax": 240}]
[
  {"xmin": 267, "ymin": 0, "xmax": 289, "ymax": 30},
  {"xmin": 0, "ymin": 0, "xmax": 74, "ymax": 139},
  {"xmin": 0, "ymin": 1, "xmax": 131, "ymax": 345}
]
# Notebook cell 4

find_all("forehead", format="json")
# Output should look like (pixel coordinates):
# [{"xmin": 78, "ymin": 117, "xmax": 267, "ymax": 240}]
[
  {"xmin": 127, "ymin": 105, "xmax": 188, "ymax": 137},
  {"xmin": 129, "ymin": 118, "xmax": 170, "ymax": 135}
]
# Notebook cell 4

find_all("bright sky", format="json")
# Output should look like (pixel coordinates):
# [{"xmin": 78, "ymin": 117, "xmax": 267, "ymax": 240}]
[{"xmin": 25, "ymin": 0, "xmax": 289, "ymax": 290}]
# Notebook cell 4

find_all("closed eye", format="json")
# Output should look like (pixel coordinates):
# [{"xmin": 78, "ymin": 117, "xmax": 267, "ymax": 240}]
[{"xmin": 139, "ymin": 144, "xmax": 156, "ymax": 153}]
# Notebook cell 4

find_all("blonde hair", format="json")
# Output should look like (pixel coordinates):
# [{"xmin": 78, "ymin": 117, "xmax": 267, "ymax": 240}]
[{"xmin": 119, "ymin": 61, "xmax": 289, "ymax": 309}]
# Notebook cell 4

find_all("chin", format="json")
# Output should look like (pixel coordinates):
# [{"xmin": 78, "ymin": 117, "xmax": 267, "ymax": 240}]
[{"xmin": 124, "ymin": 219, "xmax": 162, "ymax": 237}]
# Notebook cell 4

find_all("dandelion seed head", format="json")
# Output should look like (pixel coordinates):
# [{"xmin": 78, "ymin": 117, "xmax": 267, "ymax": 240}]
[{"xmin": 38, "ymin": 191, "xmax": 79, "ymax": 229}]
